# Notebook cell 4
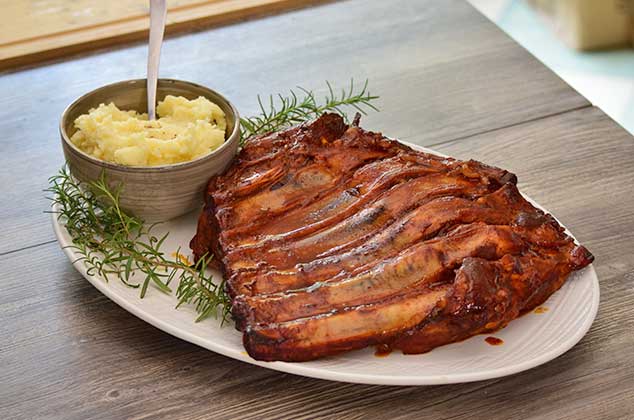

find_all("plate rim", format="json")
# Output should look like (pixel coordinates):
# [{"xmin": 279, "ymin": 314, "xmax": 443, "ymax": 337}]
[{"xmin": 50, "ymin": 143, "xmax": 600, "ymax": 386}]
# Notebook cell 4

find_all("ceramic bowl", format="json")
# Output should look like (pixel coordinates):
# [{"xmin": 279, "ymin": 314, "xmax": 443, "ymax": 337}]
[{"xmin": 60, "ymin": 78, "xmax": 240, "ymax": 222}]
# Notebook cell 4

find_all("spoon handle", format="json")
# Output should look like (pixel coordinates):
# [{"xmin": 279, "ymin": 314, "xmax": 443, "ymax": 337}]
[{"xmin": 147, "ymin": 0, "xmax": 167, "ymax": 120}]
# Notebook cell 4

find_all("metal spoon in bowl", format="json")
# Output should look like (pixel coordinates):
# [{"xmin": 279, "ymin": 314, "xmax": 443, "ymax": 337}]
[{"xmin": 147, "ymin": 0, "xmax": 167, "ymax": 120}]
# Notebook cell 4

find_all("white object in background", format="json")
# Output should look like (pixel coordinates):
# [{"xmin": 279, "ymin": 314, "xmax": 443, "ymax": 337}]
[
  {"xmin": 147, "ymin": 0, "xmax": 167, "ymax": 120},
  {"xmin": 468, "ymin": 0, "xmax": 634, "ymax": 135},
  {"xmin": 528, "ymin": 0, "xmax": 632, "ymax": 50}
]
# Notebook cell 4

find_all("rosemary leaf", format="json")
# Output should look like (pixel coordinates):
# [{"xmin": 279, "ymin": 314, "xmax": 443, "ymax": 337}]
[
  {"xmin": 46, "ymin": 166, "xmax": 230, "ymax": 322},
  {"xmin": 239, "ymin": 78, "xmax": 379, "ymax": 144}
]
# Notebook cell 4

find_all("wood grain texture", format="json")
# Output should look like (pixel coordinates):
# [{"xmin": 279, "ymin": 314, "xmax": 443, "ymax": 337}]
[
  {"xmin": 0, "ymin": 0, "xmax": 336, "ymax": 71},
  {"xmin": 2, "ymin": 106, "xmax": 633, "ymax": 420},
  {"xmin": 0, "ymin": 0, "xmax": 589, "ymax": 255},
  {"xmin": 3, "ymin": 0, "xmax": 632, "ymax": 419}
]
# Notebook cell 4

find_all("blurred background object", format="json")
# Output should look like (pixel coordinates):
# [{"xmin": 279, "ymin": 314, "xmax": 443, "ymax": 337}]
[
  {"xmin": 0, "ymin": 0, "xmax": 330, "ymax": 71},
  {"xmin": 528, "ymin": 0, "xmax": 633, "ymax": 50},
  {"xmin": 469, "ymin": 0, "xmax": 634, "ymax": 135}
]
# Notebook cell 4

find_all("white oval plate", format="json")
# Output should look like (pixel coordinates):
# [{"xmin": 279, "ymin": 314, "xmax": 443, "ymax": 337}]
[{"xmin": 51, "ymin": 144, "xmax": 599, "ymax": 386}]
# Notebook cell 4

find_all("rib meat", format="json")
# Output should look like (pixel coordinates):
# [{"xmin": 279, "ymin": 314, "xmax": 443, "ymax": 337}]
[{"xmin": 190, "ymin": 113, "xmax": 593, "ymax": 362}]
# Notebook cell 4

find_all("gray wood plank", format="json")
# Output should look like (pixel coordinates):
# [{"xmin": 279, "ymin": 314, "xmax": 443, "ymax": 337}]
[
  {"xmin": 2, "ymin": 106, "xmax": 632, "ymax": 420},
  {"xmin": 0, "ymin": 0, "xmax": 589, "ymax": 254}
]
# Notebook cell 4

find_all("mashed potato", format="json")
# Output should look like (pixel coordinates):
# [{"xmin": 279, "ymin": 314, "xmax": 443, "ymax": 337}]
[{"xmin": 70, "ymin": 95, "xmax": 226, "ymax": 166}]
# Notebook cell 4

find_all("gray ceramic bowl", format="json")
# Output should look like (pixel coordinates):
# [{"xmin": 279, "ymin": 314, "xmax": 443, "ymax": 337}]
[{"xmin": 60, "ymin": 79, "xmax": 240, "ymax": 222}]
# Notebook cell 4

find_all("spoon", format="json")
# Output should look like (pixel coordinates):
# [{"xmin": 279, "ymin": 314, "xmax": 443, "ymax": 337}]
[{"xmin": 147, "ymin": 0, "xmax": 167, "ymax": 120}]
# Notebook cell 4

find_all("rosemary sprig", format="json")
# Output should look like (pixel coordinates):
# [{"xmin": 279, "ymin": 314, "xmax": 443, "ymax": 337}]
[
  {"xmin": 46, "ymin": 167, "xmax": 230, "ymax": 322},
  {"xmin": 239, "ymin": 79, "xmax": 379, "ymax": 143}
]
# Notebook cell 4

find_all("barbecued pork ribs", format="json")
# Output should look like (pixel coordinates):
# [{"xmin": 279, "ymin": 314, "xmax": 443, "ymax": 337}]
[{"xmin": 190, "ymin": 113, "xmax": 594, "ymax": 362}]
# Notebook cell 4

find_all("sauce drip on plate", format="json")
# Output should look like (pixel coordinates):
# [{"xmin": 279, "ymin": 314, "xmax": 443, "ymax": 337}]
[
  {"xmin": 485, "ymin": 336, "xmax": 504, "ymax": 346},
  {"xmin": 375, "ymin": 344, "xmax": 392, "ymax": 357}
]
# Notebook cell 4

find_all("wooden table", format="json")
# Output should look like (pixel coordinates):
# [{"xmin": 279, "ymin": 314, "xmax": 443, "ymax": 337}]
[{"xmin": 2, "ymin": 1, "xmax": 633, "ymax": 418}]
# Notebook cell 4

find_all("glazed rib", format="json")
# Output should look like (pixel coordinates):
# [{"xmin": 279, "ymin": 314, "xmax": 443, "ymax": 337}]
[
  {"xmin": 190, "ymin": 113, "xmax": 593, "ymax": 362},
  {"xmin": 244, "ymin": 286, "xmax": 451, "ymax": 362},
  {"xmin": 392, "ymin": 246, "xmax": 593, "ymax": 354},
  {"xmin": 230, "ymin": 184, "xmax": 532, "ymax": 296},
  {"xmin": 233, "ymin": 224, "xmax": 526, "ymax": 326},
  {"xmin": 222, "ymin": 156, "xmax": 441, "ymax": 247},
  {"xmin": 223, "ymin": 172, "xmax": 500, "ymax": 272}
]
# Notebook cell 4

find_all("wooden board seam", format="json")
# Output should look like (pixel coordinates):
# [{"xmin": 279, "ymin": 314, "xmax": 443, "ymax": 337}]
[{"xmin": 424, "ymin": 103, "xmax": 594, "ymax": 149}]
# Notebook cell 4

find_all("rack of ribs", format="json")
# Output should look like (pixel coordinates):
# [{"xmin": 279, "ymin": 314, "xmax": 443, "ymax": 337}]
[{"xmin": 190, "ymin": 113, "xmax": 594, "ymax": 362}]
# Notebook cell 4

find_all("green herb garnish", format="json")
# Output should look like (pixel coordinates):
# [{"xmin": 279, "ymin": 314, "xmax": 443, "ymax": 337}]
[
  {"xmin": 239, "ymin": 79, "xmax": 379, "ymax": 144},
  {"xmin": 47, "ymin": 167, "xmax": 231, "ymax": 322},
  {"xmin": 48, "ymin": 80, "xmax": 379, "ymax": 324}
]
